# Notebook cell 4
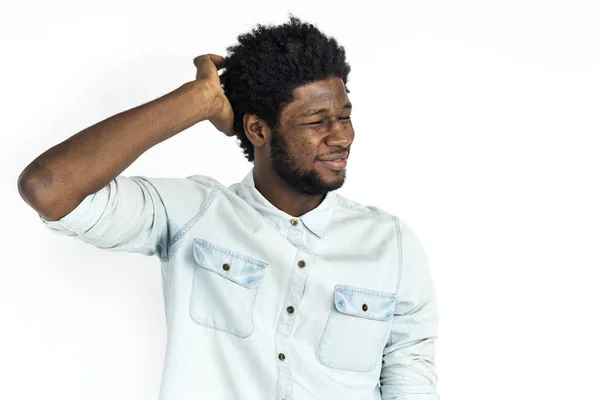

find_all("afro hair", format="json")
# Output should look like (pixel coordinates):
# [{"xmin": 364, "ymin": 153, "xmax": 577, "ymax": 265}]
[{"xmin": 220, "ymin": 16, "xmax": 351, "ymax": 162}]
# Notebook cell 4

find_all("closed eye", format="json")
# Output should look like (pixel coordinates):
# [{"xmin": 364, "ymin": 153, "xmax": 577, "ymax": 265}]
[{"xmin": 304, "ymin": 116, "xmax": 351, "ymax": 126}]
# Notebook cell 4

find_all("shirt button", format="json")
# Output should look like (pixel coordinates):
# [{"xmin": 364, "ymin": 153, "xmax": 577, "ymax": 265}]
[
  {"xmin": 298, "ymin": 260, "xmax": 306, "ymax": 268},
  {"xmin": 286, "ymin": 306, "xmax": 295, "ymax": 314},
  {"xmin": 278, "ymin": 353, "xmax": 286, "ymax": 361},
  {"xmin": 362, "ymin": 303, "xmax": 368, "ymax": 312},
  {"xmin": 222, "ymin": 263, "xmax": 230, "ymax": 271},
  {"xmin": 290, "ymin": 219, "xmax": 299, "ymax": 227}
]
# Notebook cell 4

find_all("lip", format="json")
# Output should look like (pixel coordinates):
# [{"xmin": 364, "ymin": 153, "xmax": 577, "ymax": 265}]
[{"xmin": 318, "ymin": 158, "xmax": 347, "ymax": 171}]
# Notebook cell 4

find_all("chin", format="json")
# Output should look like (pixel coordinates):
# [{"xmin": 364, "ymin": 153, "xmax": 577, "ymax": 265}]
[{"xmin": 319, "ymin": 172, "xmax": 346, "ymax": 190}]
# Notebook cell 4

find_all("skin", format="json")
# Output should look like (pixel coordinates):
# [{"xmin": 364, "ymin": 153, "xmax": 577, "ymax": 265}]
[
  {"xmin": 245, "ymin": 77, "xmax": 354, "ymax": 217},
  {"xmin": 17, "ymin": 54, "xmax": 234, "ymax": 220},
  {"xmin": 17, "ymin": 54, "xmax": 353, "ymax": 221}
]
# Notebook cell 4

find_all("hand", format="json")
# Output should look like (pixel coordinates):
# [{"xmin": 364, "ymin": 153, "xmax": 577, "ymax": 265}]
[{"xmin": 193, "ymin": 54, "xmax": 235, "ymax": 136}]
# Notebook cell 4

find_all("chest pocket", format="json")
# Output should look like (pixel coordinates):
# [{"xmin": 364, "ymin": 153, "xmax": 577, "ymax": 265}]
[
  {"xmin": 190, "ymin": 238, "xmax": 267, "ymax": 337},
  {"xmin": 317, "ymin": 285, "xmax": 396, "ymax": 372}
]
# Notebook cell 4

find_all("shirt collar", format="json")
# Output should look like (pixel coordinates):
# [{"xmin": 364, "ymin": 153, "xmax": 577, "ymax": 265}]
[{"xmin": 232, "ymin": 168, "xmax": 337, "ymax": 238}]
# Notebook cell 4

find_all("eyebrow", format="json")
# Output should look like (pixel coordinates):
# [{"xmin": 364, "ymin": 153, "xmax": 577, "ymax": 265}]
[{"xmin": 298, "ymin": 103, "xmax": 352, "ymax": 118}]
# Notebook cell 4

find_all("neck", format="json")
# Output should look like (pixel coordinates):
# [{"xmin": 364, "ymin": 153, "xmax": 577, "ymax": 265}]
[{"xmin": 252, "ymin": 163, "xmax": 325, "ymax": 218}]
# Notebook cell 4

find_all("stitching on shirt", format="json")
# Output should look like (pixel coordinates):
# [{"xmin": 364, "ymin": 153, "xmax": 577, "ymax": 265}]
[
  {"xmin": 272, "ymin": 257, "xmax": 300, "ymax": 399},
  {"xmin": 287, "ymin": 369, "xmax": 293, "ymax": 399},
  {"xmin": 189, "ymin": 260, "xmax": 260, "ymax": 338},
  {"xmin": 193, "ymin": 262, "xmax": 265, "ymax": 289},
  {"xmin": 320, "ymin": 195, "xmax": 339, "ymax": 237},
  {"xmin": 134, "ymin": 177, "xmax": 171, "ymax": 262},
  {"xmin": 167, "ymin": 185, "xmax": 220, "ymax": 258},
  {"xmin": 161, "ymin": 259, "xmax": 172, "ymax": 322},
  {"xmin": 193, "ymin": 238, "xmax": 268, "ymax": 267},
  {"xmin": 336, "ymin": 195, "xmax": 394, "ymax": 217},
  {"xmin": 316, "ymin": 303, "xmax": 336, "ymax": 368},
  {"xmin": 393, "ymin": 217, "xmax": 403, "ymax": 296},
  {"xmin": 333, "ymin": 285, "xmax": 395, "ymax": 321},
  {"xmin": 336, "ymin": 201, "xmax": 396, "ymax": 226},
  {"xmin": 315, "ymin": 303, "xmax": 380, "ymax": 372},
  {"xmin": 188, "ymin": 298, "xmax": 257, "ymax": 338},
  {"xmin": 335, "ymin": 285, "xmax": 396, "ymax": 298},
  {"xmin": 387, "ymin": 216, "xmax": 404, "ymax": 348}
]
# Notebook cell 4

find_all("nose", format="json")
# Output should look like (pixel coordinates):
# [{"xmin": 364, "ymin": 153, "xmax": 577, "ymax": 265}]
[{"xmin": 325, "ymin": 119, "xmax": 353, "ymax": 148}]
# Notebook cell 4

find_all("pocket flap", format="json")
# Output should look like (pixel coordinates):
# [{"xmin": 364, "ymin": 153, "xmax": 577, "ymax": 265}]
[
  {"xmin": 193, "ymin": 238, "xmax": 267, "ymax": 288},
  {"xmin": 333, "ymin": 285, "xmax": 396, "ymax": 321}
]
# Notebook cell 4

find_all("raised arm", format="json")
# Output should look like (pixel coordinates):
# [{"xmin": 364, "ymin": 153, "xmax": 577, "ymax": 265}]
[{"xmin": 17, "ymin": 54, "xmax": 234, "ymax": 221}]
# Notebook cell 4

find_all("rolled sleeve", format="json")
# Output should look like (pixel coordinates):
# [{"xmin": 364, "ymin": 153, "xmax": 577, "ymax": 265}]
[
  {"xmin": 41, "ymin": 176, "xmax": 169, "ymax": 258},
  {"xmin": 380, "ymin": 221, "xmax": 440, "ymax": 400}
]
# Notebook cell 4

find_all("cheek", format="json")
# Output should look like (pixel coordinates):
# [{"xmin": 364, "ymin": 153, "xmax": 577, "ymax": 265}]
[
  {"xmin": 288, "ymin": 136, "xmax": 320, "ymax": 161},
  {"xmin": 303, "ymin": 137, "xmax": 322, "ymax": 162},
  {"xmin": 280, "ymin": 124, "xmax": 323, "ymax": 165}
]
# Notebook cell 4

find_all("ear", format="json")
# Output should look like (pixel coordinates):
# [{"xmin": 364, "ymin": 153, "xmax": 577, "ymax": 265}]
[{"xmin": 243, "ymin": 114, "xmax": 272, "ymax": 148}]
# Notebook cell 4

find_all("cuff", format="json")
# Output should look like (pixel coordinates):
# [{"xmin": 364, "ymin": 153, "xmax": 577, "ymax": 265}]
[{"xmin": 40, "ymin": 184, "xmax": 110, "ymax": 234}]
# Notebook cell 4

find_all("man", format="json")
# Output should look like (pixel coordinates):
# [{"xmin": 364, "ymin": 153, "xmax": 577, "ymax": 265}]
[{"xmin": 18, "ymin": 17, "xmax": 440, "ymax": 400}]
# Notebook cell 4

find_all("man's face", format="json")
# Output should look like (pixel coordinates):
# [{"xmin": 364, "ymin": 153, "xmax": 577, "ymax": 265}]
[{"xmin": 269, "ymin": 77, "xmax": 354, "ymax": 196}]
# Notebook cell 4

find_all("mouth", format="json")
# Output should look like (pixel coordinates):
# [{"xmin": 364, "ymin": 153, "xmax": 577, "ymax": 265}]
[{"xmin": 317, "ymin": 157, "xmax": 348, "ymax": 171}]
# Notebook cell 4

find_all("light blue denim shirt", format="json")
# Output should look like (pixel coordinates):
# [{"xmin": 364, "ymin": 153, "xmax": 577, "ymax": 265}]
[{"xmin": 41, "ymin": 168, "xmax": 440, "ymax": 400}]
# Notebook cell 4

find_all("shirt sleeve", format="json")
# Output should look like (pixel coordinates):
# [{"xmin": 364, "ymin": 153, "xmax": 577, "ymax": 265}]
[
  {"xmin": 40, "ymin": 176, "xmax": 169, "ymax": 258},
  {"xmin": 380, "ymin": 221, "xmax": 440, "ymax": 400}
]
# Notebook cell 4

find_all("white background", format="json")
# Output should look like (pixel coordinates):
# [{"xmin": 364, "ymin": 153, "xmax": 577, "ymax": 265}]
[{"xmin": 1, "ymin": 1, "xmax": 599, "ymax": 399}]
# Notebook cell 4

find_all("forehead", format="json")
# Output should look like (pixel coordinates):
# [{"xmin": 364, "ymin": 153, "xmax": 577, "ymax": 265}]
[{"xmin": 283, "ymin": 77, "xmax": 350, "ymax": 117}]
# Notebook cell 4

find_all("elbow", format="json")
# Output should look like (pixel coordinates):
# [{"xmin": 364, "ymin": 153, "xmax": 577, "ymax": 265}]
[
  {"xmin": 17, "ymin": 162, "xmax": 63, "ymax": 221},
  {"xmin": 17, "ymin": 166, "xmax": 42, "ymax": 207}
]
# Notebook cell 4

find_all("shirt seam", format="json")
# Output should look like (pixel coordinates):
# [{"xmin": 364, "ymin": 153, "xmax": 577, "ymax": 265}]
[
  {"xmin": 166, "ymin": 185, "xmax": 220, "ymax": 260},
  {"xmin": 134, "ymin": 177, "xmax": 171, "ymax": 261},
  {"xmin": 336, "ymin": 202, "xmax": 396, "ymax": 222},
  {"xmin": 388, "ymin": 216, "xmax": 404, "ymax": 350},
  {"xmin": 319, "ymin": 195, "xmax": 338, "ymax": 237},
  {"xmin": 393, "ymin": 216, "xmax": 403, "ymax": 297}
]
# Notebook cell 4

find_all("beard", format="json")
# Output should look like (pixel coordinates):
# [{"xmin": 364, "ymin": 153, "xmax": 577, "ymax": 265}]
[{"xmin": 269, "ymin": 127, "xmax": 346, "ymax": 196}]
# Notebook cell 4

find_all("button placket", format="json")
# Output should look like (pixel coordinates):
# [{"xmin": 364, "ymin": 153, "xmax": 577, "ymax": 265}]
[
  {"xmin": 284, "ymin": 258, "xmax": 307, "ymax": 326},
  {"xmin": 287, "ymin": 222, "xmax": 306, "ymax": 249},
  {"xmin": 274, "ymin": 251, "xmax": 309, "ymax": 400}
]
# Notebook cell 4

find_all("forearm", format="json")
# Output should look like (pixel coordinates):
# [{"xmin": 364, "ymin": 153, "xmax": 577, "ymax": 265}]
[{"xmin": 18, "ymin": 80, "xmax": 212, "ymax": 220}]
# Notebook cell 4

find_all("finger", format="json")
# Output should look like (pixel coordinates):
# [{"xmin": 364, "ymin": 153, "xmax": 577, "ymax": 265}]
[
  {"xmin": 210, "ymin": 103, "xmax": 235, "ymax": 136},
  {"xmin": 194, "ymin": 55, "xmax": 219, "ymax": 80},
  {"xmin": 218, "ymin": 107, "xmax": 235, "ymax": 136},
  {"xmin": 194, "ymin": 54, "xmax": 225, "ymax": 68},
  {"xmin": 192, "ymin": 54, "xmax": 210, "ymax": 67},
  {"xmin": 208, "ymin": 54, "xmax": 226, "ymax": 70}
]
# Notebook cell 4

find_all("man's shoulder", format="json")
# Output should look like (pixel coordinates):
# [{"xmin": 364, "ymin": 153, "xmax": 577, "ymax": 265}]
[
  {"xmin": 134, "ymin": 174, "xmax": 223, "ymax": 194},
  {"xmin": 137, "ymin": 173, "xmax": 220, "ymax": 186},
  {"xmin": 334, "ymin": 193, "xmax": 423, "ymax": 250},
  {"xmin": 132, "ymin": 174, "xmax": 224, "ymax": 214},
  {"xmin": 185, "ymin": 174, "xmax": 223, "ymax": 186},
  {"xmin": 335, "ymin": 192, "xmax": 398, "ymax": 221}
]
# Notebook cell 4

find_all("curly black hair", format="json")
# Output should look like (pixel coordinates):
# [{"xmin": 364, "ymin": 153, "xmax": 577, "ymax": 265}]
[{"xmin": 220, "ymin": 16, "xmax": 351, "ymax": 162}]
